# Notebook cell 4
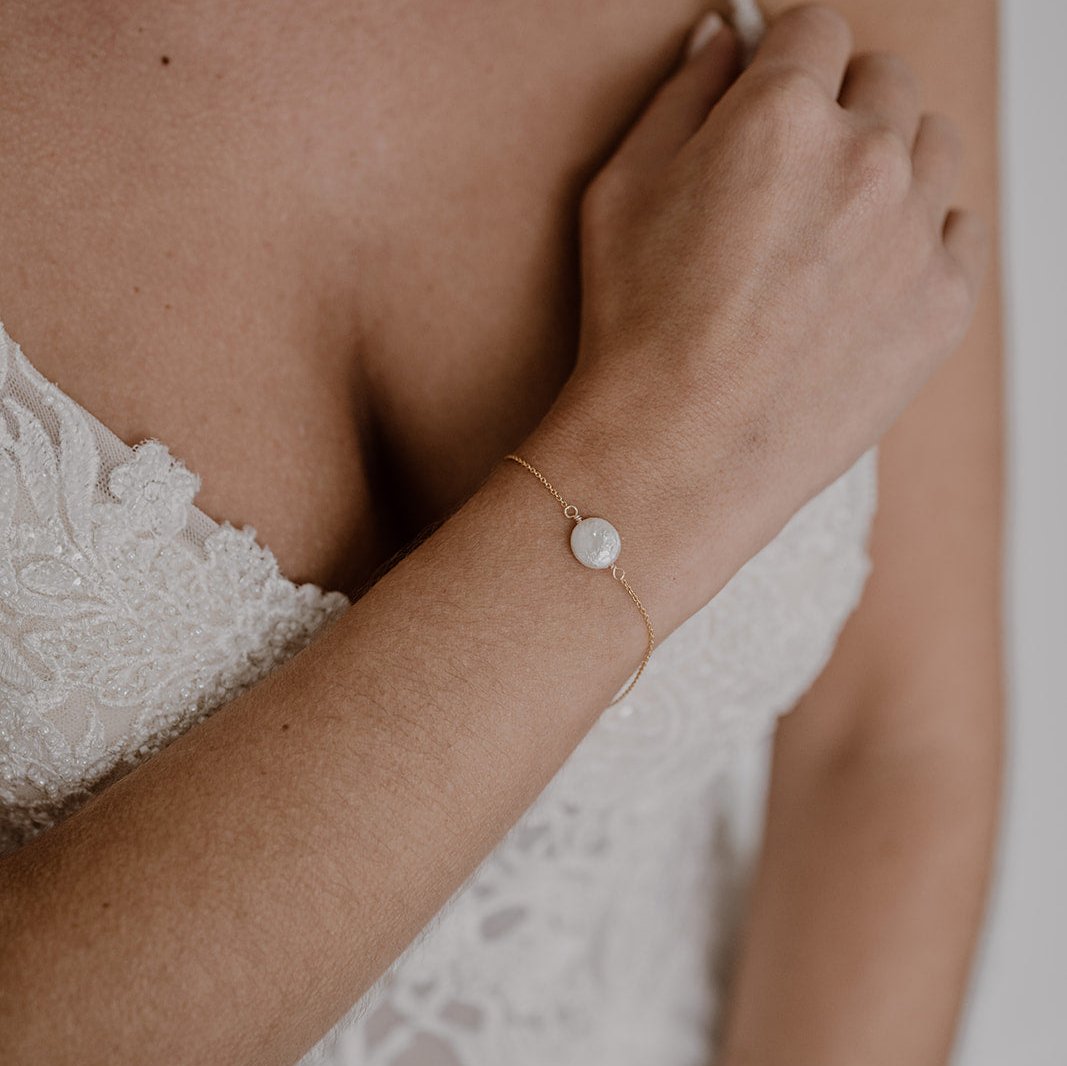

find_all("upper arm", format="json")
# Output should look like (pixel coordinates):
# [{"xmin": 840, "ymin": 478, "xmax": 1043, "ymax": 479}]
[{"xmin": 760, "ymin": 0, "xmax": 1005, "ymax": 763}]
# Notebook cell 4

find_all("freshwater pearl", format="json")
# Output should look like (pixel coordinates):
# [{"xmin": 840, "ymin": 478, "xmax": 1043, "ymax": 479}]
[{"xmin": 570, "ymin": 517, "xmax": 622, "ymax": 570}]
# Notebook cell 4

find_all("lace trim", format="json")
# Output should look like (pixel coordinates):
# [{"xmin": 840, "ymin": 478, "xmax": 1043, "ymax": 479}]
[{"xmin": 0, "ymin": 321, "xmax": 350, "ymax": 853}]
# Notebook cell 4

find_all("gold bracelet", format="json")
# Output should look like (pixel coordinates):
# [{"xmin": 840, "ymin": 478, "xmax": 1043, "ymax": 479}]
[{"xmin": 503, "ymin": 453, "xmax": 656, "ymax": 706}]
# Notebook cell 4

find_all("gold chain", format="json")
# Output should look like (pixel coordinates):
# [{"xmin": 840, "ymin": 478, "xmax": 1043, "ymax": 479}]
[{"xmin": 503, "ymin": 453, "xmax": 656, "ymax": 706}]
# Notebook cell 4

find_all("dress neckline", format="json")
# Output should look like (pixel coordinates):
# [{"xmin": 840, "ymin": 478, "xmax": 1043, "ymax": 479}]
[{"xmin": 0, "ymin": 316, "xmax": 353, "ymax": 606}]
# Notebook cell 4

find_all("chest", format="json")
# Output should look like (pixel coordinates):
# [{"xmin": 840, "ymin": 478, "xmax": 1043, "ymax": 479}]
[
  {"xmin": 0, "ymin": 1, "xmax": 883, "ymax": 868},
  {"xmin": 0, "ymin": 0, "xmax": 709, "ymax": 597}
]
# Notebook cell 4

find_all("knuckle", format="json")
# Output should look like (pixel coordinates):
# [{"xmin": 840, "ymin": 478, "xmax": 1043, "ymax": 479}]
[
  {"xmin": 783, "ymin": 4, "xmax": 853, "ymax": 51},
  {"xmin": 850, "ymin": 123, "xmax": 912, "ymax": 198},
  {"xmin": 747, "ymin": 64, "xmax": 827, "ymax": 123}
]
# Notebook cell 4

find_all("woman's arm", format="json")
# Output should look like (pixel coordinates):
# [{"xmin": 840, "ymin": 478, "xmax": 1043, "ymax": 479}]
[
  {"xmin": 0, "ymin": 10, "xmax": 985, "ymax": 1063},
  {"xmin": 717, "ymin": 2, "xmax": 1004, "ymax": 1062},
  {"xmin": 0, "ymin": 413, "xmax": 707, "ymax": 1066}
]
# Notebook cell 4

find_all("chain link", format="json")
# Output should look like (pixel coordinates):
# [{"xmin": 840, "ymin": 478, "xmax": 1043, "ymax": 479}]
[{"xmin": 503, "ymin": 453, "xmax": 656, "ymax": 706}]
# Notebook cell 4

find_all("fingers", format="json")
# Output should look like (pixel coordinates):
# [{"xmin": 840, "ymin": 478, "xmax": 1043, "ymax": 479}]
[
  {"xmin": 614, "ymin": 13, "xmax": 742, "ymax": 170},
  {"xmin": 839, "ymin": 52, "xmax": 921, "ymax": 147},
  {"xmin": 912, "ymin": 112, "xmax": 963, "ymax": 223},
  {"xmin": 744, "ymin": 4, "xmax": 853, "ymax": 98},
  {"xmin": 943, "ymin": 209, "xmax": 989, "ymax": 302},
  {"xmin": 913, "ymin": 114, "xmax": 973, "ymax": 312}
]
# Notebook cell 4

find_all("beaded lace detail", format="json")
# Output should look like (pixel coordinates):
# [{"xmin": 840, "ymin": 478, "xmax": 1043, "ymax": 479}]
[{"xmin": 0, "ymin": 324, "xmax": 350, "ymax": 853}]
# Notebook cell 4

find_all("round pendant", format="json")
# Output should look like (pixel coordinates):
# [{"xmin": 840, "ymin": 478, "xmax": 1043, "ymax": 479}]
[{"xmin": 570, "ymin": 517, "xmax": 622, "ymax": 570}]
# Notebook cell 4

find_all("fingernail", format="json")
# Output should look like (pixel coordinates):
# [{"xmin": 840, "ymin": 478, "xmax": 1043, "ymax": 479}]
[{"xmin": 685, "ymin": 12, "xmax": 724, "ymax": 59}]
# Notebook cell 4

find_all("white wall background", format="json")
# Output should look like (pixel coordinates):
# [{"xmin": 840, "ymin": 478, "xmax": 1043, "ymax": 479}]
[{"xmin": 953, "ymin": 2, "xmax": 1067, "ymax": 1063}]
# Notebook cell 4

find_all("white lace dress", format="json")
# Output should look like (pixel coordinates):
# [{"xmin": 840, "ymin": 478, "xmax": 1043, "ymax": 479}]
[{"xmin": 0, "ymin": 299, "xmax": 878, "ymax": 1065}]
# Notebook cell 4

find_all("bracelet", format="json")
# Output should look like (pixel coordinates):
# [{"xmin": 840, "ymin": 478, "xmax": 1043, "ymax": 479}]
[{"xmin": 503, "ymin": 453, "xmax": 656, "ymax": 706}]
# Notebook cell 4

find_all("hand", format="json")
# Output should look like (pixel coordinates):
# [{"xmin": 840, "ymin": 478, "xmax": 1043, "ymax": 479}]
[{"xmin": 548, "ymin": 5, "xmax": 987, "ymax": 615}]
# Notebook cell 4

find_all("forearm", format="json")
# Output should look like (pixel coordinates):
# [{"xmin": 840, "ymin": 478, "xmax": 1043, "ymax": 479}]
[
  {"xmin": 717, "ymin": 687, "xmax": 1003, "ymax": 1066},
  {"xmin": 0, "ymin": 391, "xmax": 731, "ymax": 1066}
]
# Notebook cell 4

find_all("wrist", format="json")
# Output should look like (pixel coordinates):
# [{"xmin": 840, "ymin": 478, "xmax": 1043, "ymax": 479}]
[{"xmin": 502, "ymin": 373, "xmax": 752, "ymax": 638}]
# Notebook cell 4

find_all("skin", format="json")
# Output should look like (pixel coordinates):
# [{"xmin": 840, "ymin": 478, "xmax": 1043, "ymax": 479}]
[
  {"xmin": 0, "ymin": 2, "xmax": 1000, "ymax": 1064},
  {"xmin": 713, "ymin": 3, "xmax": 1003, "ymax": 1064}
]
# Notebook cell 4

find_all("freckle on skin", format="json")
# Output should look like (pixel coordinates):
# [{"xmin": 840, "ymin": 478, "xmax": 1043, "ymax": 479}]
[
  {"xmin": 164, "ymin": 303, "xmax": 172, "ymax": 311},
  {"xmin": 281, "ymin": 723, "xmax": 290, "ymax": 732},
  {"xmin": 132, "ymin": 286, "xmax": 140, "ymax": 294},
  {"xmin": 160, "ymin": 55, "xmax": 170, "ymax": 66}
]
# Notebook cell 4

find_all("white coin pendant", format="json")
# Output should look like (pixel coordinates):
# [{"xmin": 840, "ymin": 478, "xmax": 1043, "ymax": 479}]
[{"xmin": 570, "ymin": 517, "xmax": 622, "ymax": 570}]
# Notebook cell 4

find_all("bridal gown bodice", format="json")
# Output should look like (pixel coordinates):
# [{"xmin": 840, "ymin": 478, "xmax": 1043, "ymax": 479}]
[{"xmin": 0, "ymin": 313, "xmax": 878, "ymax": 1065}]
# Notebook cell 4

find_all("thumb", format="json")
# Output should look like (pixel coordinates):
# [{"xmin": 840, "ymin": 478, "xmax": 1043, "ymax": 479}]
[{"xmin": 613, "ymin": 12, "xmax": 741, "ymax": 173}]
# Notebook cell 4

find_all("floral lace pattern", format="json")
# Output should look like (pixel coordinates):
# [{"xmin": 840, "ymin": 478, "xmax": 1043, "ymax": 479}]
[{"xmin": 0, "ymin": 325, "xmax": 350, "ymax": 852}]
